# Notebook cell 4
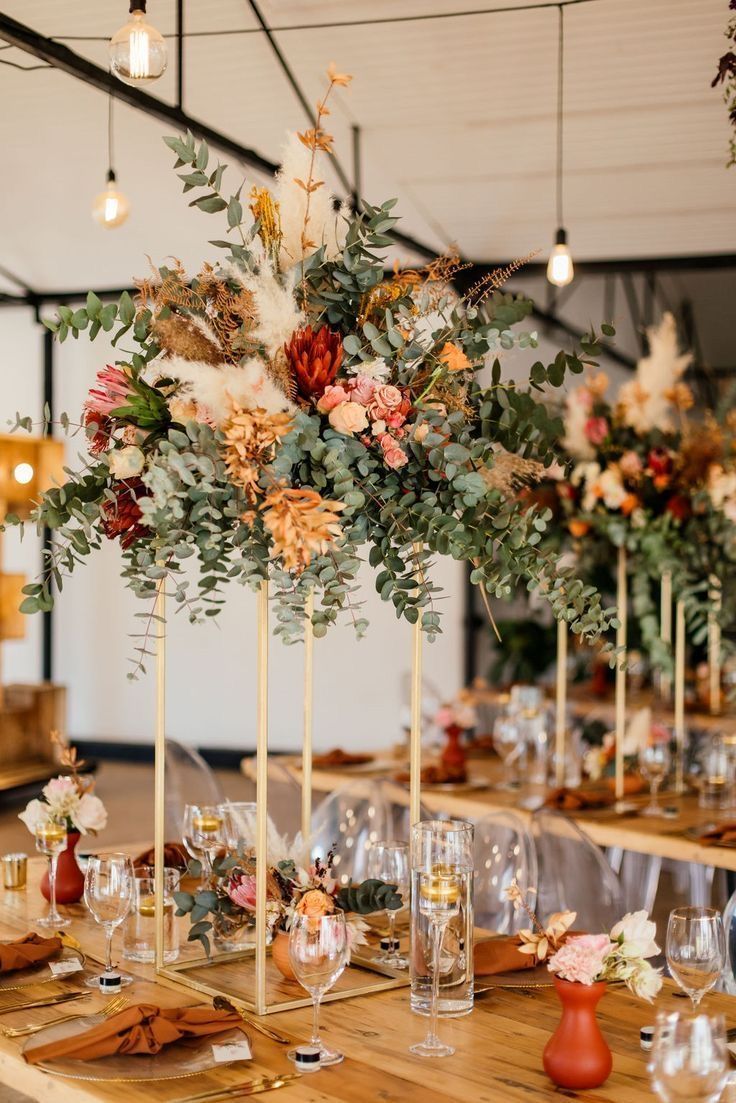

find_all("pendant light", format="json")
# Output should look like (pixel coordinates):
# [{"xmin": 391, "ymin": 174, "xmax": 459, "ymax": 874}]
[
  {"xmin": 547, "ymin": 4, "xmax": 574, "ymax": 288},
  {"xmin": 91, "ymin": 95, "xmax": 130, "ymax": 229},
  {"xmin": 109, "ymin": 2, "xmax": 167, "ymax": 86}
]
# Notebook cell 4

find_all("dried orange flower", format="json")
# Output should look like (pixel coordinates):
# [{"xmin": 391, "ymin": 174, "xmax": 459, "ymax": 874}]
[
  {"xmin": 587, "ymin": 371, "xmax": 609, "ymax": 399},
  {"xmin": 665, "ymin": 382, "xmax": 694, "ymax": 411},
  {"xmin": 249, "ymin": 186, "xmax": 282, "ymax": 261},
  {"xmin": 262, "ymin": 485, "xmax": 344, "ymax": 573},
  {"xmin": 438, "ymin": 342, "xmax": 471, "ymax": 373},
  {"xmin": 221, "ymin": 404, "xmax": 293, "ymax": 505},
  {"xmin": 505, "ymin": 879, "xmax": 576, "ymax": 962},
  {"xmin": 326, "ymin": 63, "xmax": 352, "ymax": 88}
]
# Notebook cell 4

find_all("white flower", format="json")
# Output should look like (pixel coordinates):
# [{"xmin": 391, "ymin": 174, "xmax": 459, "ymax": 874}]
[
  {"xmin": 619, "ymin": 313, "xmax": 691, "ymax": 435},
  {"xmin": 628, "ymin": 960, "xmax": 663, "ymax": 1002},
  {"xmin": 597, "ymin": 467, "xmax": 626, "ymax": 510},
  {"xmin": 570, "ymin": 461, "xmax": 599, "ymax": 488},
  {"xmin": 72, "ymin": 793, "xmax": 108, "ymax": 834},
  {"xmin": 18, "ymin": 798, "xmax": 48, "ymax": 834},
  {"xmin": 348, "ymin": 357, "xmax": 391, "ymax": 383},
  {"xmin": 42, "ymin": 776, "xmax": 80, "ymax": 819},
  {"xmin": 610, "ymin": 909, "xmax": 659, "ymax": 959},
  {"xmin": 108, "ymin": 445, "xmax": 145, "ymax": 479},
  {"xmin": 562, "ymin": 387, "xmax": 596, "ymax": 461}
]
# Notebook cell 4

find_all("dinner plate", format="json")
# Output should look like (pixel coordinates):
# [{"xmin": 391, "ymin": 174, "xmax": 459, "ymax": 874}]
[
  {"xmin": 0, "ymin": 945, "xmax": 83, "ymax": 991},
  {"xmin": 423, "ymin": 775, "xmax": 490, "ymax": 793},
  {"xmin": 683, "ymin": 824, "xmax": 736, "ymax": 849},
  {"xmin": 22, "ymin": 1014, "xmax": 249, "ymax": 1082}
]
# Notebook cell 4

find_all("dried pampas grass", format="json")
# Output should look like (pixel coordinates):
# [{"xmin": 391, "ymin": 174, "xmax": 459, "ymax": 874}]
[
  {"xmin": 225, "ymin": 262, "xmax": 304, "ymax": 359},
  {"xmin": 482, "ymin": 448, "xmax": 545, "ymax": 495},
  {"xmin": 164, "ymin": 356, "xmax": 296, "ymax": 425},
  {"xmin": 273, "ymin": 133, "xmax": 347, "ymax": 269},
  {"xmin": 619, "ymin": 313, "xmax": 692, "ymax": 435}
]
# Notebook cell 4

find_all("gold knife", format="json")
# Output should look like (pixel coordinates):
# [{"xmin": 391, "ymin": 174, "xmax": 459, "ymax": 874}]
[
  {"xmin": 173, "ymin": 1073, "xmax": 301, "ymax": 1103},
  {"xmin": 212, "ymin": 997, "xmax": 291, "ymax": 1046},
  {"xmin": 0, "ymin": 991, "xmax": 88, "ymax": 1016}
]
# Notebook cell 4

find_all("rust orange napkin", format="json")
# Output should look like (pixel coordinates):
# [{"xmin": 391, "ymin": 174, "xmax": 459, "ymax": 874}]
[
  {"xmin": 544, "ymin": 786, "xmax": 615, "ymax": 812},
  {"xmin": 699, "ymin": 822, "xmax": 736, "ymax": 846},
  {"xmin": 0, "ymin": 933, "xmax": 61, "ymax": 975},
  {"xmin": 24, "ymin": 1003, "xmax": 248, "ymax": 1065},
  {"xmin": 133, "ymin": 843, "xmax": 190, "ymax": 871},
  {"xmin": 474, "ymin": 936, "xmax": 538, "ymax": 976}
]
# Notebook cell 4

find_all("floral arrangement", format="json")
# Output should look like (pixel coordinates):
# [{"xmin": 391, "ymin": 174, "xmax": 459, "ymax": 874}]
[
  {"xmin": 434, "ymin": 696, "xmax": 477, "ymax": 733},
  {"xmin": 712, "ymin": 1, "xmax": 736, "ymax": 167},
  {"xmin": 505, "ymin": 880, "xmax": 577, "ymax": 961},
  {"xmin": 19, "ymin": 731, "xmax": 107, "ymax": 836},
  {"xmin": 5, "ymin": 66, "xmax": 618, "ymax": 673},
  {"xmin": 174, "ymin": 843, "xmax": 401, "ymax": 957}
]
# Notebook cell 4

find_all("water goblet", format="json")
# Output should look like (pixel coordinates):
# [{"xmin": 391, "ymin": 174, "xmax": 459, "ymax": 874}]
[
  {"xmin": 183, "ymin": 804, "xmax": 225, "ymax": 883},
  {"xmin": 639, "ymin": 741, "xmax": 671, "ymax": 816},
  {"xmin": 34, "ymin": 817, "xmax": 71, "ymax": 929},
  {"xmin": 84, "ymin": 853, "xmax": 135, "ymax": 989},
  {"xmin": 492, "ymin": 716, "xmax": 523, "ymax": 790},
  {"xmin": 649, "ymin": 1011, "xmax": 728, "ymax": 1102},
  {"xmin": 409, "ymin": 866, "xmax": 461, "ymax": 1058},
  {"xmin": 288, "ymin": 912, "xmax": 349, "ymax": 1067},
  {"xmin": 666, "ymin": 906, "xmax": 725, "ymax": 1010},
  {"xmin": 368, "ymin": 841, "xmax": 409, "ymax": 968}
]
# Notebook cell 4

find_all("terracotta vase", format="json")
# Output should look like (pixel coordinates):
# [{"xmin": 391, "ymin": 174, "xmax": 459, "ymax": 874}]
[
  {"xmin": 440, "ymin": 724, "xmax": 466, "ymax": 773},
  {"xmin": 543, "ymin": 978, "xmax": 612, "ymax": 1091},
  {"xmin": 40, "ymin": 831, "xmax": 85, "ymax": 905},
  {"xmin": 271, "ymin": 930, "xmax": 297, "ymax": 982}
]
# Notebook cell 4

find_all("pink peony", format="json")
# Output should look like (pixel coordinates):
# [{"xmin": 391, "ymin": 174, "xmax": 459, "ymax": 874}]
[
  {"xmin": 380, "ymin": 434, "xmax": 408, "ymax": 470},
  {"xmin": 548, "ymin": 934, "xmax": 613, "ymax": 985},
  {"xmin": 227, "ymin": 872, "xmax": 257, "ymax": 911},
  {"xmin": 348, "ymin": 374, "xmax": 376, "ymax": 405},
  {"xmin": 584, "ymin": 417, "xmax": 609, "ymax": 445},
  {"xmin": 317, "ymin": 384, "xmax": 350, "ymax": 413}
]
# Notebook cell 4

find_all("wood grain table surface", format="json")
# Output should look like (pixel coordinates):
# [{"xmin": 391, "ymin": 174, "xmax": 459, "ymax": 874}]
[{"xmin": 2, "ymin": 851, "xmax": 736, "ymax": 1101}]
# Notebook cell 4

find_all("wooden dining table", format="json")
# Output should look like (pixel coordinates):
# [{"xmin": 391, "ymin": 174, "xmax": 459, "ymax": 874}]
[
  {"xmin": 2, "ymin": 851, "xmax": 736, "ymax": 1102},
  {"xmin": 280, "ymin": 753, "xmax": 736, "ymax": 873}
]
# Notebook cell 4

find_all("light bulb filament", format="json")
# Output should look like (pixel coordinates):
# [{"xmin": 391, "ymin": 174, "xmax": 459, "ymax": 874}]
[{"xmin": 128, "ymin": 27, "xmax": 151, "ymax": 80}]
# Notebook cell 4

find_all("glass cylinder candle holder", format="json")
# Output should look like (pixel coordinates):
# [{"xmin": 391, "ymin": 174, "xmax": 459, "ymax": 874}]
[
  {"xmin": 410, "ymin": 818, "xmax": 474, "ymax": 1018},
  {"xmin": 123, "ymin": 866, "xmax": 180, "ymax": 963}
]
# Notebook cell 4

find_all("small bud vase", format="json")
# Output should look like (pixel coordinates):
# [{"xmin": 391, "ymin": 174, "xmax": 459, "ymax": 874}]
[
  {"xmin": 40, "ymin": 831, "xmax": 85, "ymax": 905},
  {"xmin": 543, "ymin": 977, "xmax": 612, "ymax": 1090}
]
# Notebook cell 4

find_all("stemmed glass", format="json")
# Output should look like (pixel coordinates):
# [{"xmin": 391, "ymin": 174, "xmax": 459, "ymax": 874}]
[
  {"xmin": 492, "ymin": 716, "xmax": 523, "ymax": 790},
  {"xmin": 666, "ymin": 907, "xmax": 725, "ymax": 1010},
  {"xmin": 84, "ymin": 853, "xmax": 135, "ymax": 989},
  {"xmin": 182, "ymin": 804, "xmax": 225, "ymax": 884},
  {"xmin": 288, "ymin": 912, "xmax": 349, "ymax": 1068},
  {"xmin": 649, "ymin": 1012, "xmax": 728, "ymax": 1103},
  {"xmin": 218, "ymin": 801, "xmax": 257, "ymax": 851},
  {"xmin": 639, "ymin": 741, "xmax": 671, "ymax": 816},
  {"xmin": 34, "ymin": 817, "xmax": 71, "ymax": 929},
  {"xmin": 368, "ymin": 841, "xmax": 409, "ymax": 969},
  {"xmin": 410, "ymin": 866, "xmax": 461, "ymax": 1058}
]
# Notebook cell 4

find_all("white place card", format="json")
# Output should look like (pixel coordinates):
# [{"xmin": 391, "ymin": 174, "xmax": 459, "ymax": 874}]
[
  {"xmin": 49, "ymin": 959, "xmax": 84, "ymax": 977},
  {"xmin": 211, "ymin": 1041, "xmax": 253, "ymax": 1063}
]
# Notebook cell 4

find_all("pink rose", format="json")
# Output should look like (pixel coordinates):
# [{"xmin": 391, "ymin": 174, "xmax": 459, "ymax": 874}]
[
  {"xmin": 317, "ymin": 384, "xmax": 350, "ymax": 413},
  {"xmin": 380, "ymin": 434, "xmax": 408, "ymax": 470},
  {"xmin": 548, "ymin": 934, "xmax": 613, "ymax": 985},
  {"xmin": 329, "ymin": 402, "xmax": 369, "ymax": 436},
  {"xmin": 348, "ymin": 374, "xmax": 376, "ymax": 405},
  {"xmin": 619, "ymin": 450, "xmax": 643, "ymax": 479},
  {"xmin": 228, "ymin": 872, "xmax": 257, "ymax": 911},
  {"xmin": 373, "ymin": 385, "xmax": 404, "ymax": 411},
  {"xmin": 584, "ymin": 417, "xmax": 609, "ymax": 445}
]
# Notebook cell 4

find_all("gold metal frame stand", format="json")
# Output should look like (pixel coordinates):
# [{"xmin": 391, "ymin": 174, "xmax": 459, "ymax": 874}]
[
  {"xmin": 614, "ymin": 546, "xmax": 627, "ymax": 802},
  {"xmin": 555, "ymin": 620, "xmax": 567, "ymax": 788}
]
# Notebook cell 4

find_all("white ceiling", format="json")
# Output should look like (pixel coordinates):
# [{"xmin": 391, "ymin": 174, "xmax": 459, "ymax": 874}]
[{"xmin": 0, "ymin": 0, "xmax": 733, "ymax": 293}]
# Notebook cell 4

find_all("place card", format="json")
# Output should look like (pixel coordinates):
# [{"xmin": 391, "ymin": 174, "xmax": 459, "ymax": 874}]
[
  {"xmin": 49, "ymin": 959, "xmax": 84, "ymax": 977},
  {"xmin": 211, "ymin": 1041, "xmax": 253, "ymax": 1063}
]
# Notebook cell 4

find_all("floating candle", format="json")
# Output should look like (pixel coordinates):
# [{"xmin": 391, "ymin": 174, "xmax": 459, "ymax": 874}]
[
  {"xmin": 420, "ymin": 866, "xmax": 461, "ymax": 905},
  {"xmin": 193, "ymin": 814, "xmax": 221, "ymax": 834}
]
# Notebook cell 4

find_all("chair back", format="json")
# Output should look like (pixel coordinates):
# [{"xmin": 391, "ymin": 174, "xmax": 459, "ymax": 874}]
[
  {"xmin": 310, "ymin": 780, "xmax": 394, "ymax": 887},
  {"xmin": 239, "ymin": 756, "xmax": 303, "ymax": 842},
  {"xmin": 164, "ymin": 738, "xmax": 225, "ymax": 839},
  {"xmin": 474, "ymin": 811, "xmax": 538, "ymax": 934},
  {"xmin": 532, "ymin": 807, "xmax": 623, "ymax": 930}
]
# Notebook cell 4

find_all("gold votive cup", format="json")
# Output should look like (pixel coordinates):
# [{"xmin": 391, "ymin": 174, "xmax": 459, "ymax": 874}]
[{"xmin": 2, "ymin": 853, "xmax": 28, "ymax": 890}]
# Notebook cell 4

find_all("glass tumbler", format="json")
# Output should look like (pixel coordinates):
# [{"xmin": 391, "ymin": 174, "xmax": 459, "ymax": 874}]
[
  {"xmin": 123, "ymin": 866, "xmax": 180, "ymax": 963},
  {"xmin": 410, "ymin": 818, "xmax": 474, "ymax": 1018}
]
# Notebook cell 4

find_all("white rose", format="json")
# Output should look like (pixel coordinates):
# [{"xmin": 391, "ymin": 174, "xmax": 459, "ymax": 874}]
[
  {"xmin": 72, "ymin": 793, "xmax": 108, "ymax": 834},
  {"xmin": 108, "ymin": 445, "xmax": 145, "ymax": 479},
  {"xmin": 610, "ymin": 910, "xmax": 660, "ymax": 959},
  {"xmin": 328, "ymin": 402, "xmax": 369, "ymax": 437},
  {"xmin": 628, "ymin": 960, "xmax": 663, "ymax": 1002},
  {"xmin": 18, "ymin": 798, "xmax": 48, "ymax": 835}
]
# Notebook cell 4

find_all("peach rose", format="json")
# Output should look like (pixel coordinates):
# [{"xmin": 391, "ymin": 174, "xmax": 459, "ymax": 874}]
[
  {"xmin": 317, "ymin": 384, "xmax": 350, "ymax": 413},
  {"xmin": 380, "ymin": 434, "xmax": 409, "ymax": 470},
  {"xmin": 296, "ymin": 889, "xmax": 336, "ymax": 919},
  {"xmin": 569, "ymin": 519, "xmax": 590, "ymax": 538},
  {"xmin": 329, "ymin": 401, "xmax": 369, "ymax": 436}
]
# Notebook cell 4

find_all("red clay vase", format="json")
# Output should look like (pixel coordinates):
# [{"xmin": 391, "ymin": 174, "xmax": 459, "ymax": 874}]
[
  {"xmin": 40, "ymin": 831, "xmax": 85, "ymax": 905},
  {"xmin": 440, "ymin": 724, "xmax": 467, "ymax": 773},
  {"xmin": 543, "ymin": 977, "xmax": 612, "ymax": 1090},
  {"xmin": 271, "ymin": 930, "xmax": 297, "ymax": 982}
]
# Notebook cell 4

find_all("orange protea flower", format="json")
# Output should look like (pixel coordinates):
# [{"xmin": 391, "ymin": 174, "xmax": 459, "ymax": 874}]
[
  {"xmin": 285, "ymin": 326, "xmax": 344, "ymax": 401},
  {"xmin": 569, "ymin": 519, "xmax": 590, "ymax": 538},
  {"xmin": 262, "ymin": 485, "xmax": 344, "ymax": 572},
  {"xmin": 439, "ymin": 342, "xmax": 471, "ymax": 373},
  {"xmin": 620, "ymin": 494, "xmax": 639, "ymax": 516}
]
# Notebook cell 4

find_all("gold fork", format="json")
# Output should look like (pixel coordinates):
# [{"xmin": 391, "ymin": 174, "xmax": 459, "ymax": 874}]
[{"xmin": 0, "ymin": 994, "xmax": 129, "ymax": 1039}]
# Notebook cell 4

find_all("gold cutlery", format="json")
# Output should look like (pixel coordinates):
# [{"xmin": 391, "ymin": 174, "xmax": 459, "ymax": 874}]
[
  {"xmin": 212, "ymin": 996, "xmax": 291, "ymax": 1045},
  {"xmin": 0, "ymin": 990, "xmax": 89, "ymax": 1016},
  {"xmin": 1, "ymin": 994, "xmax": 129, "ymax": 1038},
  {"xmin": 173, "ymin": 1073, "xmax": 301, "ymax": 1102}
]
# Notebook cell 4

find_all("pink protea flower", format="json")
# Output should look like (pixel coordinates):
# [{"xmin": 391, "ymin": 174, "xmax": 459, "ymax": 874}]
[
  {"xmin": 227, "ymin": 871, "xmax": 257, "ymax": 911},
  {"xmin": 85, "ymin": 365, "xmax": 132, "ymax": 417},
  {"xmin": 584, "ymin": 416, "xmax": 609, "ymax": 446},
  {"xmin": 548, "ymin": 933, "xmax": 613, "ymax": 985}
]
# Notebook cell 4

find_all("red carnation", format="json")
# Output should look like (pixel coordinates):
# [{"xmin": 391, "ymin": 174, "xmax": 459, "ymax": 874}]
[
  {"xmin": 285, "ymin": 325, "xmax": 343, "ymax": 400},
  {"xmin": 100, "ymin": 477, "xmax": 150, "ymax": 550}
]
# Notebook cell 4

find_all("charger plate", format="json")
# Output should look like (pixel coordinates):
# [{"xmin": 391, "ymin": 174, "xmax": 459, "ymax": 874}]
[
  {"xmin": 684, "ymin": 824, "xmax": 736, "ymax": 849},
  {"xmin": 0, "ymin": 945, "xmax": 83, "ymax": 991},
  {"xmin": 22, "ymin": 1014, "xmax": 248, "ymax": 1082}
]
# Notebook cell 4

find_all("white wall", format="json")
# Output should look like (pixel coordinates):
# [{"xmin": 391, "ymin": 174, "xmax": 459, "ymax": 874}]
[{"xmin": 2, "ymin": 311, "xmax": 464, "ymax": 751}]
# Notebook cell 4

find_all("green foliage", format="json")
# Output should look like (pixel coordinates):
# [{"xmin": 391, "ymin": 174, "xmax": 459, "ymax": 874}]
[{"xmin": 336, "ymin": 879, "xmax": 402, "ymax": 914}]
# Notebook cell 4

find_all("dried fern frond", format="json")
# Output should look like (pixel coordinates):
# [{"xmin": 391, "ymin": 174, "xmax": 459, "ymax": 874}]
[
  {"xmin": 261, "ymin": 485, "xmax": 344, "ymax": 573},
  {"xmin": 153, "ymin": 314, "xmax": 222, "ymax": 365},
  {"xmin": 465, "ymin": 251, "xmax": 539, "ymax": 305},
  {"xmin": 481, "ymin": 449, "xmax": 546, "ymax": 495}
]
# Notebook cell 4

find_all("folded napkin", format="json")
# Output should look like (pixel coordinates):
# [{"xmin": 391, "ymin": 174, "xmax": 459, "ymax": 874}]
[
  {"xmin": 312, "ymin": 748, "xmax": 374, "ymax": 768},
  {"xmin": 24, "ymin": 1003, "xmax": 248, "ymax": 1065},
  {"xmin": 699, "ymin": 822, "xmax": 736, "ymax": 846},
  {"xmin": 0, "ymin": 933, "xmax": 61, "ymax": 975},
  {"xmin": 474, "ymin": 936, "xmax": 537, "ymax": 976},
  {"xmin": 133, "ymin": 843, "xmax": 190, "ymax": 871},
  {"xmin": 545, "ymin": 787, "xmax": 615, "ymax": 811}
]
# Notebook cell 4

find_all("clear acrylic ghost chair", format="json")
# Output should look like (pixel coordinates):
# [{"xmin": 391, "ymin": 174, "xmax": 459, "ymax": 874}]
[
  {"xmin": 474, "ymin": 811, "xmax": 538, "ymax": 934},
  {"xmin": 165, "ymin": 738, "xmax": 225, "ymax": 840},
  {"xmin": 721, "ymin": 883, "xmax": 736, "ymax": 994},
  {"xmin": 607, "ymin": 848, "xmax": 662, "ymax": 915},
  {"xmin": 239, "ymin": 756, "xmax": 303, "ymax": 842},
  {"xmin": 309, "ymin": 780, "xmax": 393, "ymax": 888},
  {"xmin": 532, "ymin": 807, "xmax": 624, "ymax": 929},
  {"xmin": 376, "ymin": 780, "xmax": 432, "ymax": 843}
]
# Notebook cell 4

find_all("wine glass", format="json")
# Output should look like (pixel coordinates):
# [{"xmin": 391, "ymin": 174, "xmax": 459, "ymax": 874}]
[
  {"xmin": 492, "ymin": 716, "xmax": 523, "ymax": 790},
  {"xmin": 368, "ymin": 841, "xmax": 409, "ymax": 968},
  {"xmin": 34, "ymin": 817, "xmax": 71, "ymax": 929},
  {"xmin": 183, "ymin": 804, "xmax": 225, "ymax": 883},
  {"xmin": 649, "ymin": 1012, "xmax": 728, "ymax": 1102},
  {"xmin": 218, "ymin": 801, "xmax": 257, "ymax": 851},
  {"xmin": 288, "ymin": 912, "xmax": 349, "ymax": 1067},
  {"xmin": 410, "ymin": 866, "xmax": 461, "ymax": 1058},
  {"xmin": 666, "ymin": 907, "xmax": 725, "ymax": 1010},
  {"xmin": 639, "ymin": 741, "xmax": 671, "ymax": 816},
  {"xmin": 84, "ymin": 853, "xmax": 135, "ymax": 989}
]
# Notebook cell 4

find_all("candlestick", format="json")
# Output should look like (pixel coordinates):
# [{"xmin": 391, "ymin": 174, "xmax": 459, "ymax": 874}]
[
  {"xmin": 660, "ymin": 570, "xmax": 672, "ymax": 701},
  {"xmin": 555, "ymin": 618, "xmax": 567, "ymax": 787},
  {"xmin": 615, "ymin": 545, "xmax": 627, "ymax": 803},
  {"xmin": 674, "ymin": 599, "xmax": 686, "ymax": 793},
  {"xmin": 708, "ymin": 575, "xmax": 722, "ymax": 716}
]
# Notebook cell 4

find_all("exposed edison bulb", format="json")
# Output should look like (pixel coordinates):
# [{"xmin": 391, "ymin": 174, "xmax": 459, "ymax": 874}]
[
  {"xmin": 109, "ymin": 4, "xmax": 167, "ymax": 86},
  {"xmin": 92, "ymin": 172, "xmax": 130, "ymax": 229},
  {"xmin": 546, "ymin": 228, "xmax": 574, "ymax": 287},
  {"xmin": 13, "ymin": 462, "xmax": 34, "ymax": 485}
]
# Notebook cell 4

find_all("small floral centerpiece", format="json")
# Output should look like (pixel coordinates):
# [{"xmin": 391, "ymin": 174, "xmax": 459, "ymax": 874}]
[
  {"xmin": 174, "ymin": 844, "xmax": 402, "ymax": 968},
  {"xmin": 434, "ymin": 696, "xmax": 478, "ymax": 779},
  {"xmin": 18, "ymin": 732, "xmax": 107, "ymax": 837}
]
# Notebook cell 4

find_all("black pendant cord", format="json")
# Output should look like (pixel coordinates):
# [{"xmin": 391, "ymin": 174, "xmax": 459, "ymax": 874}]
[
  {"xmin": 555, "ymin": 3, "xmax": 565, "ymax": 232},
  {"xmin": 108, "ymin": 91, "xmax": 115, "ymax": 179}
]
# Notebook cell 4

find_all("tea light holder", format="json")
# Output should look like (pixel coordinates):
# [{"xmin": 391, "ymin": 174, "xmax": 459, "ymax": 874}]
[{"xmin": 2, "ymin": 853, "xmax": 27, "ymax": 890}]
